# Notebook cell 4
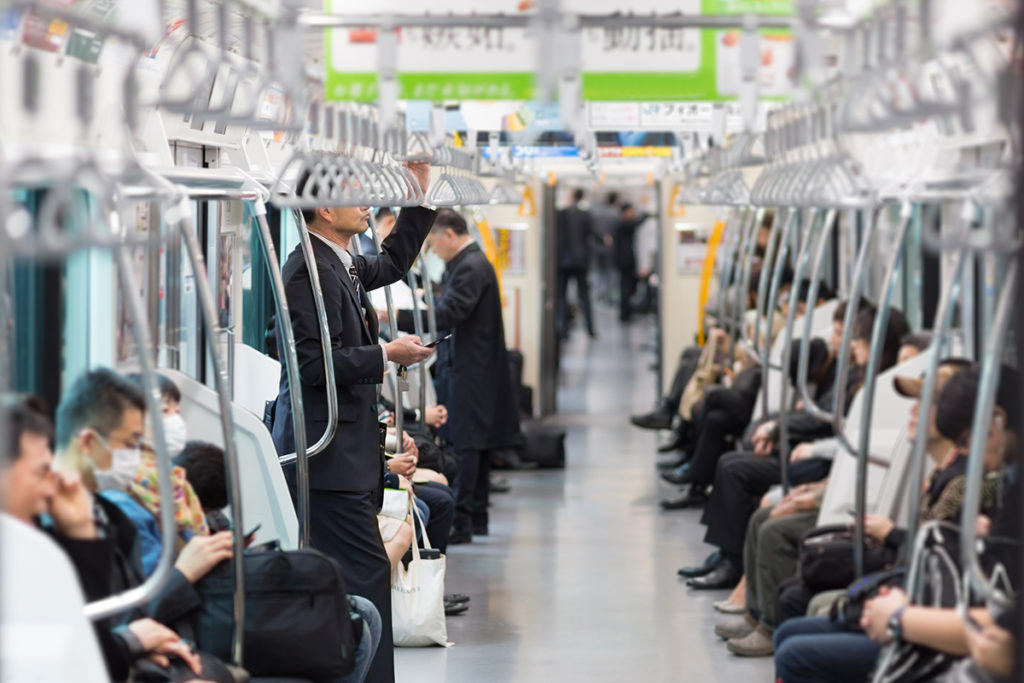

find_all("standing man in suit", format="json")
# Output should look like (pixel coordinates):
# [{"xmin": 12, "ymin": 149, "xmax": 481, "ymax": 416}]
[
  {"xmin": 271, "ymin": 162, "xmax": 435, "ymax": 683},
  {"xmin": 613, "ymin": 203, "xmax": 650, "ymax": 323},
  {"xmin": 555, "ymin": 188, "xmax": 608, "ymax": 339},
  {"xmin": 399, "ymin": 209, "xmax": 521, "ymax": 544}
]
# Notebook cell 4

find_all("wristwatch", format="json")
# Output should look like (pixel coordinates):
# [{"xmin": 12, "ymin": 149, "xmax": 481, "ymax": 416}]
[{"xmin": 886, "ymin": 606, "xmax": 907, "ymax": 643}]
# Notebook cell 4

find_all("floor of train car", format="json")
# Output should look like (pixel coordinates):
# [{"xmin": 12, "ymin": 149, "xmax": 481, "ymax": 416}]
[{"xmin": 395, "ymin": 304, "xmax": 774, "ymax": 682}]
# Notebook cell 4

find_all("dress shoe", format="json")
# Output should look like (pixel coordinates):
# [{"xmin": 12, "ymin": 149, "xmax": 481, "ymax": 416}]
[
  {"xmin": 727, "ymin": 627, "xmax": 775, "ymax": 657},
  {"xmin": 490, "ymin": 476, "xmax": 511, "ymax": 493},
  {"xmin": 445, "ymin": 593, "xmax": 470, "ymax": 605},
  {"xmin": 687, "ymin": 559, "xmax": 741, "ymax": 590},
  {"xmin": 714, "ymin": 615, "xmax": 756, "ymax": 640},
  {"xmin": 656, "ymin": 452, "xmax": 687, "ymax": 469},
  {"xmin": 630, "ymin": 409, "xmax": 673, "ymax": 430},
  {"xmin": 448, "ymin": 528, "xmax": 473, "ymax": 545},
  {"xmin": 660, "ymin": 485, "xmax": 707, "ymax": 511},
  {"xmin": 444, "ymin": 598, "xmax": 469, "ymax": 616},
  {"xmin": 659, "ymin": 463, "xmax": 693, "ymax": 486},
  {"xmin": 676, "ymin": 550, "xmax": 721, "ymax": 578},
  {"xmin": 657, "ymin": 434, "xmax": 688, "ymax": 453},
  {"xmin": 713, "ymin": 599, "xmax": 747, "ymax": 615},
  {"xmin": 491, "ymin": 449, "xmax": 539, "ymax": 470}
]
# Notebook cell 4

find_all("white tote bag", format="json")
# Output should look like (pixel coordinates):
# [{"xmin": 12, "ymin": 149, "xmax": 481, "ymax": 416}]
[{"xmin": 391, "ymin": 505, "xmax": 451, "ymax": 647}]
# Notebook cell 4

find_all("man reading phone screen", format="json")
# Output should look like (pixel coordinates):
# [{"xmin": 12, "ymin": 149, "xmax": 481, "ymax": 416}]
[{"xmin": 398, "ymin": 209, "xmax": 521, "ymax": 544}]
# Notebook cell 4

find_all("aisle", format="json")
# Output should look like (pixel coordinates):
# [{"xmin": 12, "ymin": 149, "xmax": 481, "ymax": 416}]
[{"xmin": 395, "ymin": 307, "xmax": 774, "ymax": 682}]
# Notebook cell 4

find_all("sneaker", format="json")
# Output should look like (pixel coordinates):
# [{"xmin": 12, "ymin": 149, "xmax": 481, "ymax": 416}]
[
  {"xmin": 714, "ymin": 615, "xmax": 756, "ymax": 640},
  {"xmin": 727, "ymin": 627, "xmax": 775, "ymax": 657}
]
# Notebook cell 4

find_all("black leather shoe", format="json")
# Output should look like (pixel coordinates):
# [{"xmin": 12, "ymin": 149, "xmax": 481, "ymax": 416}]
[
  {"xmin": 677, "ymin": 550, "xmax": 722, "ymax": 578},
  {"xmin": 444, "ymin": 599, "xmax": 469, "ymax": 616},
  {"xmin": 657, "ymin": 433, "xmax": 689, "ymax": 453},
  {"xmin": 445, "ymin": 593, "xmax": 470, "ymax": 605},
  {"xmin": 448, "ymin": 528, "xmax": 472, "ymax": 545},
  {"xmin": 490, "ymin": 476, "xmax": 511, "ymax": 493},
  {"xmin": 659, "ymin": 463, "xmax": 693, "ymax": 486},
  {"xmin": 660, "ymin": 485, "xmax": 707, "ymax": 510},
  {"xmin": 630, "ymin": 409, "xmax": 673, "ymax": 430},
  {"xmin": 491, "ymin": 450, "xmax": 539, "ymax": 470},
  {"xmin": 472, "ymin": 525, "xmax": 489, "ymax": 536},
  {"xmin": 687, "ymin": 559, "xmax": 742, "ymax": 590},
  {"xmin": 656, "ymin": 453, "xmax": 687, "ymax": 469}
]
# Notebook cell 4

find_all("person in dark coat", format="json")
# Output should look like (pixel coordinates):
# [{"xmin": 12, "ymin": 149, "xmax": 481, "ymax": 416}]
[
  {"xmin": 555, "ymin": 188, "xmax": 607, "ymax": 339},
  {"xmin": 271, "ymin": 163, "xmax": 435, "ymax": 683},
  {"xmin": 612, "ymin": 203, "xmax": 650, "ymax": 323},
  {"xmin": 399, "ymin": 209, "xmax": 521, "ymax": 544}
]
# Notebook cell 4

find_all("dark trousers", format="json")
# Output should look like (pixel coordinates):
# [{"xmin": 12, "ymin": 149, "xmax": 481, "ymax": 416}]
[
  {"xmin": 413, "ymin": 482, "xmax": 455, "ymax": 553},
  {"xmin": 701, "ymin": 451, "xmax": 781, "ymax": 558},
  {"xmin": 556, "ymin": 267, "xmax": 595, "ymax": 337},
  {"xmin": 453, "ymin": 447, "xmax": 490, "ymax": 530},
  {"xmin": 773, "ymin": 616, "xmax": 879, "ymax": 683},
  {"xmin": 665, "ymin": 346, "xmax": 703, "ymax": 413},
  {"xmin": 689, "ymin": 389, "xmax": 755, "ymax": 486},
  {"xmin": 309, "ymin": 490, "xmax": 394, "ymax": 683},
  {"xmin": 617, "ymin": 267, "xmax": 637, "ymax": 322}
]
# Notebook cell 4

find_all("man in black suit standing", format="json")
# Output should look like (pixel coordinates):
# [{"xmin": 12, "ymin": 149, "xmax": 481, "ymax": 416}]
[
  {"xmin": 555, "ymin": 188, "xmax": 608, "ymax": 339},
  {"xmin": 271, "ymin": 162, "xmax": 435, "ymax": 683},
  {"xmin": 400, "ymin": 209, "xmax": 521, "ymax": 543},
  {"xmin": 613, "ymin": 203, "xmax": 650, "ymax": 323}
]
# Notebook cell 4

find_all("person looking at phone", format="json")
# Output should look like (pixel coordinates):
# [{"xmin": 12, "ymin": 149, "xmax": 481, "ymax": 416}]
[{"xmin": 398, "ymin": 209, "xmax": 522, "ymax": 544}]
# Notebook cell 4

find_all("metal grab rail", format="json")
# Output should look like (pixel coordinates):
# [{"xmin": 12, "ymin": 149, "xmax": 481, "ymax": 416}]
[
  {"xmin": 407, "ymin": 261, "xmax": 429, "ymax": 432},
  {"xmin": 421, "ymin": 251, "xmax": 440, "ymax": 340},
  {"xmin": 360, "ymin": 214, "xmax": 405, "ymax": 449},
  {"xmin": 958, "ymin": 261, "xmax": 1018, "ymax": 624},
  {"xmin": 710, "ymin": 209, "xmax": 743, "ymax": 332},
  {"xmin": 759, "ymin": 207, "xmax": 799, "ymax": 420},
  {"xmin": 902, "ymin": 247, "xmax": 970, "ymax": 551},
  {"xmin": 172, "ymin": 195, "xmax": 247, "ymax": 665},
  {"xmin": 852, "ymin": 201, "xmax": 914, "ymax": 579},
  {"xmin": 829, "ymin": 207, "xmax": 880, "ymax": 457},
  {"xmin": 82, "ymin": 240, "xmax": 178, "ymax": 622},
  {"xmin": 775, "ymin": 210, "xmax": 825, "ymax": 493},
  {"xmin": 750, "ymin": 207, "xmax": 787, "ymax": 368},
  {"xmin": 794, "ymin": 207, "xmax": 842, "ymax": 424},
  {"xmin": 731, "ymin": 208, "xmax": 766, "ymax": 367},
  {"xmin": 249, "ymin": 199, "xmax": 311, "ymax": 547},
  {"xmin": 277, "ymin": 211, "xmax": 340, "ymax": 469}
]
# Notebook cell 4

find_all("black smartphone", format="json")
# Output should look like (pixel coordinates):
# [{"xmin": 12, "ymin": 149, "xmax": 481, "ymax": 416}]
[
  {"xmin": 424, "ymin": 333, "xmax": 453, "ymax": 349},
  {"xmin": 419, "ymin": 548, "xmax": 442, "ymax": 560},
  {"xmin": 244, "ymin": 522, "xmax": 262, "ymax": 540}
]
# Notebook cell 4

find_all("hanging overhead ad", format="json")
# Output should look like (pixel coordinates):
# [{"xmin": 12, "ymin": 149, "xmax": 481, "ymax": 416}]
[{"xmin": 323, "ymin": 0, "xmax": 794, "ymax": 103}]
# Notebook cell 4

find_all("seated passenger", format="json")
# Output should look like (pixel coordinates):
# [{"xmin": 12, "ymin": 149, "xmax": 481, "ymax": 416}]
[
  {"xmin": 773, "ymin": 362, "xmax": 1019, "ymax": 683},
  {"xmin": 681, "ymin": 304, "xmax": 908, "ymax": 590},
  {"xmin": 3, "ymin": 394, "xmax": 204, "ymax": 681}
]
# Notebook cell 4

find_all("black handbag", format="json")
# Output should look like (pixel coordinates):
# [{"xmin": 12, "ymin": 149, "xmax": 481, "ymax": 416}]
[
  {"xmin": 798, "ymin": 524, "xmax": 897, "ymax": 592},
  {"xmin": 829, "ymin": 568, "xmax": 907, "ymax": 630},
  {"xmin": 194, "ymin": 545, "xmax": 356, "ymax": 683}
]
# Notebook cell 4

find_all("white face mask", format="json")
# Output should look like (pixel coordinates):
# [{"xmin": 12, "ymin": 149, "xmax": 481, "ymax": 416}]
[
  {"xmin": 162, "ymin": 413, "xmax": 188, "ymax": 458},
  {"xmin": 91, "ymin": 433, "xmax": 142, "ymax": 492}
]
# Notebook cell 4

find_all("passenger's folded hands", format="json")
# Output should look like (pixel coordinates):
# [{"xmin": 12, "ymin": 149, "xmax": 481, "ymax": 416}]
[
  {"xmin": 863, "ymin": 514, "xmax": 895, "ymax": 542},
  {"xmin": 425, "ymin": 404, "xmax": 448, "ymax": 427},
  {"xmin": 965, "ymin": 623, "xmax": 1014, "ymax": 679},
  {"xmin": 128, "ymin": 618, "xmax": 202, "ymax": 675},
  {"xmin": 389, "ymin": 453, "xmax": 418, "ymax": 477},
  {"xmin": 175, "ymin": 531, "xmax": 233, "ymax": 583},
  {"xmin": 788, "ymin": 442, "xmax": 814, "ymax": 463}
]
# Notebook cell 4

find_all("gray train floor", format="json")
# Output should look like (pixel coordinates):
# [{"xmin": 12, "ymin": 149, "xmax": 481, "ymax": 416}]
[{"xmin": 395, "ymin": 305, "xmax": 775, "ymax": 682}]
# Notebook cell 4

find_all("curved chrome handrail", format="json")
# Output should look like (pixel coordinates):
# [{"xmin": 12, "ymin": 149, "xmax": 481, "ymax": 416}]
[
  {"xmin": 852, "ymin": 201, "xmax": 913, "ymax": 579},
  {"xmin": 758, "ymin": 206, "xmax": 799, "ymax": 420}
]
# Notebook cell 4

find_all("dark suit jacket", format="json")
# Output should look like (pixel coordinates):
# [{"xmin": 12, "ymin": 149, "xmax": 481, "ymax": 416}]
[
  {"xmin": 612, "ymin": 212, "xmax": 650, "ymax": 271},
  {"xmin": 272, "ymin": 206, "xmax": 436, "ymax": 492},
  {"xmin": 400, "ymin": 243, "xmax": 520, "ymax": 451},
  {"xmin": 555, "ymin": 205, "xmax": 601, "ymax": 270}
]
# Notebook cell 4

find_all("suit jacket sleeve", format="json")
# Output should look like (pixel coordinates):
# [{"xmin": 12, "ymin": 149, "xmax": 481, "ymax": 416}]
[
  {"xmin": 286, "ymin": 260, "xmax": 385, "ymax": 386},
  {"xmin": 432, "ymin": 262, "xmax": 486, "ymax": 331},
  {"xmin": 358, "ymin": 206, "xmax": 437, "ymax": 291}
]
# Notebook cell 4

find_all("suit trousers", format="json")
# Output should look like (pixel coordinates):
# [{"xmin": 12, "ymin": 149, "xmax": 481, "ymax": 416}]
[
  {"xmin": 688, "ymin": 389, "xmax": 755, "ymax": 486},
  {"xmin": 701, "ymin": 451, "xmax": 781, "ymax": 558},
  {"xmin": 617, "ymin": 267, "xmax": 637, "ymax": 322},
  {"xmin": 556, "ymin": 267, "xmax": 595, "ymax": 337},
  {"xmin": 309, "ymin": 489, "xmax": 394, "ymax": 683},
  {"xmin": 453, "ymin": 447, "xmax": 490, "ymax": 531},
  {"xmin": 743, "ymin": 506, "xmax": 818, "ymax": 630}
]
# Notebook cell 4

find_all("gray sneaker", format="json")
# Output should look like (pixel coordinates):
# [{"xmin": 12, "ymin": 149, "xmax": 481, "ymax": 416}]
[
  {"xmin": 714, "ymin": 615, "xmax": 756, "ymax": 640},
  {"xmin": 727, "ymin": 627, "xmax": 775, "ymax": 657},
  {"xmin": 713, "ymin": 599, "xmax": 747, "ymax": 615}
]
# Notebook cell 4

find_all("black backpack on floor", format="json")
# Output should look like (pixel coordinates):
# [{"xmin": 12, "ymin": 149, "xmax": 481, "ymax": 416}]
[{"xmin": 194, "ymin": 545, "xmax": 356, "ymax": 683}]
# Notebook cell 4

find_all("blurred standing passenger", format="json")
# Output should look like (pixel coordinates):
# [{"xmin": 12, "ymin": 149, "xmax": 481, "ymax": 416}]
[
  {"xmin": 400, "ymin": 209, "xmax": 521, "ymax": 544},
  {"xmin": 590, "ymin": 192, "xmax": 619, "ymax": 304},
  {"xmin": 613, "ymin": 203, "xmax": 650, "ymax": 323},
  {"xmin": 555, "ymin": 189, "xmax": 606, "ymax": 339}
]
